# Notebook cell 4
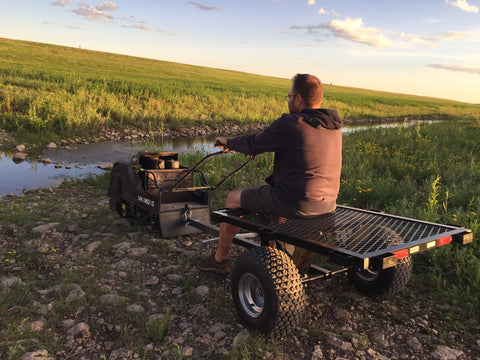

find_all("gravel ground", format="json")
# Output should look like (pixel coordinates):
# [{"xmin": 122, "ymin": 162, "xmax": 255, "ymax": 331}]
[{"xmin": 1, "ymin": 181, "xmax": 479, "ymax": 360}]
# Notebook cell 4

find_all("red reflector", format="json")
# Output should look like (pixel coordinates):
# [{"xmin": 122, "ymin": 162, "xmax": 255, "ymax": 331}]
[
  {"xmin": 394, "ymin": 249, "xmax": 409, "ymax": 259},
  {"xmin": 438, "ymin": 236, "xmax": 452, "ymax": 246}
]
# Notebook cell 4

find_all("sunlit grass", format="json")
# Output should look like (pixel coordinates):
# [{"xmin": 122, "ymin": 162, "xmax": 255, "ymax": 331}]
[{"xmin": 1, "ymin": 37, "xmax": 479, "ymax": 146}]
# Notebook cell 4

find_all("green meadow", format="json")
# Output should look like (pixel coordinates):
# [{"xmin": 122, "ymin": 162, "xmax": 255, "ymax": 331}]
[{"xmin": 1, "ymin": 37, "xmax": 479, "ymax": 146}]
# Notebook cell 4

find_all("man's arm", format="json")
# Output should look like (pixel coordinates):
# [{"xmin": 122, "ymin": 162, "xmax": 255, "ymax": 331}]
[{"xmin": 222, "ymin": 116, "xmax": 287, "ymax": 155}]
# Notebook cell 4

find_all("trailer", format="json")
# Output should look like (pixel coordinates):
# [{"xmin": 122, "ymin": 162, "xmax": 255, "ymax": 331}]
[{"xmin": 107, "ymin": 150, "xmax": 473, "ymax": 336}]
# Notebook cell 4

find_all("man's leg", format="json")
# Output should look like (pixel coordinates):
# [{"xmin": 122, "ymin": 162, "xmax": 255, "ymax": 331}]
[
  {"xmin": 215, "ymin": 189, "xmax": 242, "ymax": 262},
  {"xmin": 195, "ymin": 189, "xmax": 243, "ymax": 274}
]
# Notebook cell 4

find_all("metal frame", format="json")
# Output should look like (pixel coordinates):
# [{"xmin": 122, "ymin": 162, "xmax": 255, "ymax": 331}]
[{"xmin": 186, "ymin": 205, "xmax": 472, "ymax": 275}]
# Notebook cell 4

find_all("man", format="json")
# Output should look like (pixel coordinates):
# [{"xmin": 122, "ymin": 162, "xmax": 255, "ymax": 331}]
[{"xmin": 195, "ymin": 73, "xmax": 343, "ymax": 274}]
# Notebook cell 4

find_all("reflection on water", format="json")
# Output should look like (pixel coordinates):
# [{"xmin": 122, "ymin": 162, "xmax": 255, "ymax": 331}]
[
  {"xmin": 0, "ymin": 120, "xmax": 430, "ymax": 196},
  {"xmin": 0, "ymin": 135, "xmax": 219, "ymax": 197}
]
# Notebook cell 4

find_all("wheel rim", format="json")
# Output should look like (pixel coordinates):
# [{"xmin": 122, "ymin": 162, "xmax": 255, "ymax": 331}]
[
  {"xmin": 356, "ymin": 259, "xmax": 381, "ymax": 281},
  {"xmin": 238, "ymin": 273, "xmax": 264, "ymax": 318}
]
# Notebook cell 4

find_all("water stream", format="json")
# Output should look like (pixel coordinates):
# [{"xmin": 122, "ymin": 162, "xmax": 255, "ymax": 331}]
[{"xmin": 0, "ymin": 121, "xmax": 429, "ymax": 197}]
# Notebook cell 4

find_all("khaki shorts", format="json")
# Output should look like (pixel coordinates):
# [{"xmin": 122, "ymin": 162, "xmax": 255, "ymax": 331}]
[{"xmin": 240, "ymin": 185, "xmax": 336, "ymax": 219}]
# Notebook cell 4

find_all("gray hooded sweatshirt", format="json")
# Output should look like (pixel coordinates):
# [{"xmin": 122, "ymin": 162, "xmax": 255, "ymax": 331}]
[{"xmin": 227, "ymin": 108, "xmax": 343, "ymax": 214}]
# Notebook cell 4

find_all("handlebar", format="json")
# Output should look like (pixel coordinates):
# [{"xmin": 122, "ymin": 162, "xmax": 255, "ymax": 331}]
[{"xmin": 155, "ymin": 149, "xmax": 255, "ymax": 193}]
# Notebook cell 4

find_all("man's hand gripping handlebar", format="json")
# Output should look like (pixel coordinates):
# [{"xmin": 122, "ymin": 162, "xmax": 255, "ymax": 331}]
[{"xmin": 214, "ymin": 137, "xmax": 234, "ymax": 153}]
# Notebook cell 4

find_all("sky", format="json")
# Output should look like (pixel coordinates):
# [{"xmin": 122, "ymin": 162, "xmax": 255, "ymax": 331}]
[{"xmin": 1, "ymin": 0, "xmax": 479, "ymax": 104}]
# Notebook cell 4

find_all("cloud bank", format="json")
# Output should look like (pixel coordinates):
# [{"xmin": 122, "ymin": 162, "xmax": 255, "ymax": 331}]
[
  {"xmin": 397, "ymin": 30, "xmax": 467, "ymax": 47},
  {"xmin": 291, "ymin": 17, "xmax": 391, "ymax": 48},
  {"xmin": 52, "ymin": 0, "xmax": 72, "ymax": 6},
  {"xmin": 445, "ymin": 0, "xmax": 479, "ymax": 13},
  {"xmin": 72, "ymin": 2, "xmax": 118, "ymax": 21}
]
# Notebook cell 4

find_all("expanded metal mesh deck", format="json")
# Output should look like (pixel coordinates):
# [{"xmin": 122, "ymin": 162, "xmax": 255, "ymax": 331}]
[{"xmin": 212, "ymin": 205, "xmax": 471, "ymax": 259}]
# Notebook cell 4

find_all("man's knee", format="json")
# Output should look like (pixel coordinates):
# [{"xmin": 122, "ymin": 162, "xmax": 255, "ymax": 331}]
[{"xmin": 225, "ymin": 189, "xmax": 242, "ymax": 208}]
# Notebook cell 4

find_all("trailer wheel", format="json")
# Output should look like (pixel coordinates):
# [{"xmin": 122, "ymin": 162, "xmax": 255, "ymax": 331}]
[
  {"xmin": 348, "ymin": 256, "xmax": 412, "ymax": 297},
  {"xmin": 231, "ymin": 247, "xmax": 307, "ymax": 337}
]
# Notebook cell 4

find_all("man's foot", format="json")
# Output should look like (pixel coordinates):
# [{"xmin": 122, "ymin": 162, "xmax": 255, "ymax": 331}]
[{"xmin": 195, "ymin": 253, "xmax": 230, "ymax": 275}]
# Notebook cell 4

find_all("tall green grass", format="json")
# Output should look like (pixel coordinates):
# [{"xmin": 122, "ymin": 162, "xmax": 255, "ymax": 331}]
[{"xmin": 1, "ymin": 37, "xmax": 479, "ymax": 145}]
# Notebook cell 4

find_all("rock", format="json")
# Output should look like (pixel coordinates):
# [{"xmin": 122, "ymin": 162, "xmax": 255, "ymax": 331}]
[
  {"xmin": 312, "ymin": 345, "xmax": 323, "ymax": 360},
  {"xmin": 366, "ymin": 349, "xmax": 389, "ymax": 360},
  {"xmin": 129, "ymin": 247, "xmax": 148, "ymax": 256},
  {"xmin": 372, "ymin": 331, "xmax": 389, "ymax": 347},
  {"xmin": 167, "ymin": 274, "xmax": 183, "ymax": 281},
  {"xmin": 112, "ymin": 241, "xmax": 131, "ymax": 253},
  {"xmin": 325, "ymin": 335, "xmax": 354, "ymax": 351},
  {"xmin": 67, "ymin": 322, "xmax": 90, "ymax": 338},
  {"xmin": 54, "ymin": 164, "xmax": 62, "ymax": 168},
  {"xmin": 195, "ymin": 285, "xmax": 209, "ymax": 297},
  {"xmin": 21, "ymin": 349, "xmax": 54, "ymax": 360},
  {"xmin": 333, "ymin": 307, "xmax": 351, "ymax": 321},
  {"xmin": 113, "ymin": 258, "xmax": 139, "ymax": 270},
  {"xmin": 431, "ymin": 345, "xmax": 463, "ymax": 359},
  {"xmin": 12, "ymin": 152, "xmax": 27, "ymax": 163},
  {"xmin": 233, "ymin": 329, "xmax": 249, "ymax": 347},
  {"xmin": 100, "ymin": 294, "xmax": 127, "ymax": 306},
  {"xmin": 67, "ymin": 224, "xmax": 78, "ymax": 232},
  {"xmin": 46, "ymin": 142, "xmax": 57, "ymax": 149},
  {"xmin": 29, "ymin": 319, "xmax": 46, "ymax": 331},
  {"xmin": 32, "ymin": 222, "xmax": 60, "ymax": 234},
  {"xmin": 86, "ymin": 241, "xmax": 102, "ymax": 253},
  {"xmin": 127, "ymin": 304, "xmax": 145, "ymax": 313},
  {"xmin": 144, "ymin": 276, "xmax": 159, "ymax": 286},
  {"xmin": 182, "ymin": 346, "xmax": 193, "ymax": 357},
  {"xmin": 65, "ymin": 165, "xmax": 71, "ymax": 169},
  {"xmin": 42, "ymin": 158, "xmax": 52, "ymax": 164},
  {"xmin": 109, "ymin": 347, "xmax": 133, "ymax": 360},
  {"xmin": 172, "ymin": 287, "xmax": 182, "ymax": 295},
  {"xmin": 98, "ymin": 162, "xmax": 113, "ymax": 170},
  {"xmin": 66, "ymin": 284, "xmax": 86, "ymax": 302},
  {"xmin": 15, "ymin": 144, "xmax": 26, "ymax": 152},
  {"xmin": 406, "ymin": 336, "xmax": 422, "ymax": 351},
  {"xmin": 1, "ymin": 276, "xmax": 22, "ymax": 289},
  {"xmin": 213, "ymin": 330, "xmax": 226, "ymax": 342},
  {"xmin": 60, "ymin": 319, "xmax": 76, "ymax": 330}
]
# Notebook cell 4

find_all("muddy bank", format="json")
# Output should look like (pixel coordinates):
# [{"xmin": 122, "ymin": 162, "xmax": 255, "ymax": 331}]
[{"xmin": 0, "ymin": 115, "xmax": 449, "ymax": 152}]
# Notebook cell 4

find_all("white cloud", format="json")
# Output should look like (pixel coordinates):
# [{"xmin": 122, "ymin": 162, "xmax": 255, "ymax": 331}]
[
  {"xmin": 321, "ymin": 17, "xmax": 391, "ymax": 47},
  {"xmin": 430, "ymin": 63, "xmax": 480, "ymax": 75},
  {"xmin": 97, "ymin": 1, "xmax": 118, "ymax": 12},
  {"xmin": 308, "ymin": 0, "xmax": 315, "ymax": 5},
  {"xmin": 72, "ymin": 2, "xmax": 118, "ymax": 21},
  {"xmin": 52, "ymin": 0, "xmax": 72, "ymax": 6},
  {"xmin": 445, "ymin": 0, "xmax": 479, "ymax": 13},
  {"xmin": 397, "ymin": 30, "xmax": 467, "ymax": 47},
  {"xmin": 318, "ymin": 8, "xmax": 340, "ymax": 16},
  {"xmin": 133, "ymin": 24, "xmax": 151, "ymax": 31}
]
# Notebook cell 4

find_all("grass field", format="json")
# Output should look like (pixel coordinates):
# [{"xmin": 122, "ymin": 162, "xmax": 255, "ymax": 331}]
[{"xmin": 1, "ymin": 37, "xmax": 479, "ymax": 146}]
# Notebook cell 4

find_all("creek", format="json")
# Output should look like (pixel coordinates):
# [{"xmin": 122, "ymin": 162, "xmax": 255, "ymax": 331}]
[{"xmin": 0, "ymin": 121, "xmax": 429, "ymax": 197}]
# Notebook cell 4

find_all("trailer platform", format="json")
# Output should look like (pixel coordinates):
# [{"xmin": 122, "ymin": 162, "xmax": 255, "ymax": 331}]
[{"xmin": 209, "ymin": 205, "xmax": 473, "ymax": 270}]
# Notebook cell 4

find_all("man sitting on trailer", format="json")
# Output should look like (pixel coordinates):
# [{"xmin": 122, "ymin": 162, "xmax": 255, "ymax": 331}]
[{"xmin": 195, "ymin": 73, "xmax": 343, "ymax": 274}]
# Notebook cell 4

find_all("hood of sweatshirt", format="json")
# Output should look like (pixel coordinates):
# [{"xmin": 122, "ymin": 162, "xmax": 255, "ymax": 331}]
[{"xmin": 300, "ymin": 108, "xmax": 343, "ymax": 130}]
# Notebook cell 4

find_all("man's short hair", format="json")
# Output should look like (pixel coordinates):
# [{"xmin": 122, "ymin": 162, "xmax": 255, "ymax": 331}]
[{"xmin": 292, "ymin": 74, "xmax": 323, "ymax": 108}]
